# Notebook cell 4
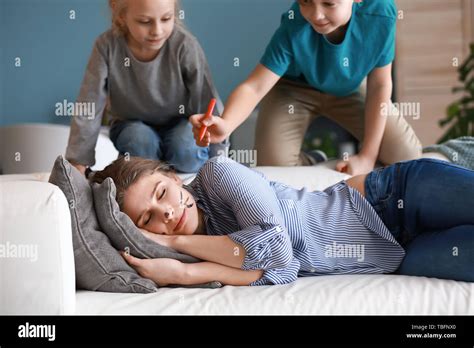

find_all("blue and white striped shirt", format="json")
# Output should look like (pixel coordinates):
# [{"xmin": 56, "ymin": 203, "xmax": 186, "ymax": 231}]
[{"xmin": 185, "ymin": 157, "xmax": 405, "ymax": 286}]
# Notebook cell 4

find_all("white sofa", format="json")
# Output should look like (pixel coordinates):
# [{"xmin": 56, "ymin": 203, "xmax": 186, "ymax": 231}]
[{"xmin": 1, "ymin": 157, "xmax": 473, "ymax": 315}]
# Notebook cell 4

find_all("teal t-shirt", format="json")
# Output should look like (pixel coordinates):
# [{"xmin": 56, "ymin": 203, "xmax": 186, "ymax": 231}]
[{"xmin": 260, "ymin": 0, "xmax": 397, "ymax": 97}]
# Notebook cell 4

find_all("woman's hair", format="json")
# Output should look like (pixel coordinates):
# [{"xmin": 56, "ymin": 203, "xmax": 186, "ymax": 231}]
[
  {"xmin": 89, "ymin": 156, "xmax": 174, "ymax": 210},
  {"xmin": 108, "ymin": 0, "xmax": 182, "ymax": 36}
]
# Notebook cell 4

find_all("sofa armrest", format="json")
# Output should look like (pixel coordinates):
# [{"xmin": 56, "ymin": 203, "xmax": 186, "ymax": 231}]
[{"xmin": 0, "ymin": 181, "xmax": 76, "ymax": 314}]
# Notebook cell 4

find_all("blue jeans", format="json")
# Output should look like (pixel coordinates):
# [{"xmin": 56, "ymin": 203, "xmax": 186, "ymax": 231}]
[
  {"xmin": 109, "ymin": 119, "xmax": 209, "ymax": 173},
  {"xmin": 364, "ymin": 158, "xmax": 474, "ymax": 282}
]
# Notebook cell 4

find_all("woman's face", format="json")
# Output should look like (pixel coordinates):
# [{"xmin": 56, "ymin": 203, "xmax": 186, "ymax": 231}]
[
  {"xmin": 122, "ymin": 0, "xmax": 175, "ymax": 51},
  {"xmin": 298, "ymin": 0, "xmax": 356, "ymax": 36},
  {"xmin": 122, "ymin": 172, "xmax": 201, "ymax": 235}
]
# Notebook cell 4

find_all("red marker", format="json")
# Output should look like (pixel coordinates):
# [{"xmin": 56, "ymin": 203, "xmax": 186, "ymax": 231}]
[{"xmin": 199, "ymin": 98, "xmax": 217, "ymax": 142}]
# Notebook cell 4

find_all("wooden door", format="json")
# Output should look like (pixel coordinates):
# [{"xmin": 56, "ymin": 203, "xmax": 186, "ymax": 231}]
[{"xmin": 395, "ymin": 0, "xmax": 473, "ymax": 145}]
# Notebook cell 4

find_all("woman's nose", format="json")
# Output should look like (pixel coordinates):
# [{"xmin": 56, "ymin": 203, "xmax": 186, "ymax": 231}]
[{"xmin": 164, "ymin": 208, "xmax": 174, "ymax": 221}]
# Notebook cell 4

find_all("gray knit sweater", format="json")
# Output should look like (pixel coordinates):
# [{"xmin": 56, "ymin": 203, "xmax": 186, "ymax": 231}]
[
  {"xmin": 66, "ymin": 26, "xmax": 224, "ymax": 166},
  {"xmin": 424, "ymin": 136, "xmax": 474, "ymax": 170}
]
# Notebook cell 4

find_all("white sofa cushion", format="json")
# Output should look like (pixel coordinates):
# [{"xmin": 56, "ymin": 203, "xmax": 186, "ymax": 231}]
[
  {"xmin": 0, "ymin": 181, "xmax": 76, "ymax": 314},
  {"xmin": 253, "ymin": 160, "xmax": 350, "ymax": 190},
  {"xmin": 76, "ymin": 274, "xmax": 473, "ymax": 315}
]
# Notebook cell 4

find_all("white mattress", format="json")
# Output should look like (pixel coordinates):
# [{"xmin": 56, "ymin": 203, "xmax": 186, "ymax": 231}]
[{"xmin": 76, "ymin": 274, "xmax": 474, "ymax": 315}]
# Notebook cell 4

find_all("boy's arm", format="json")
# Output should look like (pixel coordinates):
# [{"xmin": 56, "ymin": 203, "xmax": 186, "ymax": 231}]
[
  {"xmin": 359, "ymin": 63, "xmax": 393, "ymax": 163},
  {"xmin": 190, "ymin": 64, "xmax": 281, "ymax": 147},
  {"xmin": 337, "ymin": 63, "xmax": 393, "ymax": 174},
  {"xmin": 221, "ymin": 64, "xmax": 281, "ymax": 134}
]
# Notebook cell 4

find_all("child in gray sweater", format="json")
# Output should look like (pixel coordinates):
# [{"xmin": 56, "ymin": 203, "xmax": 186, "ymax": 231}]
[{"xmin": 66, "ymin": 0, "xmax": 224, "ymax": 174}]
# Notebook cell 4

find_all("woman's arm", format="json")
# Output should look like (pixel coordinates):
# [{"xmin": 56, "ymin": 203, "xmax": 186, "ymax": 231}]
[
  {"xmin": 144, "ymin": 232, "xmax": 246, "ymax": 269},
  {"xmin": 143, "ymin": 219, "xmax": 293, "ymax": 273},
  {"xmin": 174, "ymin": 235, "xmax": 246, "ymax": 269},
  {"xmin": 182, "ymin": 261, "xmax": 264, "ymax": 286},
  {"xmin": 121, "ymin": 251, "xmax": 263, "ymax": 286}
]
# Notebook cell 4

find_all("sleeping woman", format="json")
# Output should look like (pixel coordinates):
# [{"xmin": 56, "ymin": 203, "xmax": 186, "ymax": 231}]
[{"xmin": 89, "ymin": 156, "xmax": 474, "ymax": 286}]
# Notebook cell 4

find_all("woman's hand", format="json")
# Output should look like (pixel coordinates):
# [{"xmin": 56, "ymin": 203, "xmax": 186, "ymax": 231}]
[
  {"xmin": 336, "ymin": 154, "xmax": 376, "ymax": 176},
  {"xmin": 189, "ymin": 114, "xmax": 229, "ymax": 147},
  {"xmin": 139, "ymin": 228, "xmax": 176, "ymax": 249},
  {"xmin": 121, "ymin": 251, "xmax": 185, "ymax": 286}
]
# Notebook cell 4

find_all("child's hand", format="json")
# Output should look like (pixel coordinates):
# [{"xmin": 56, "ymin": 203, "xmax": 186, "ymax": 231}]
[
  {"xmin": 120, "ymin": 251, "xmax": 184, "ymax": 286},
  {"xmin": 189, "ymin": 114, "xmax": 229, "ymax": 147},
  {"xmin": 336, "ymin": 154, "xmax": 376, "ymax": 176}
]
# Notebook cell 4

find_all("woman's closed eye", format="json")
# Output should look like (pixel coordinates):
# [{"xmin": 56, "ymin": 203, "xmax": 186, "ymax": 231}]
[
  {"xmin": 143, "ymin": 188, "xmax": 166, "ymax": 226},
  {"xmin": 144, "ymin": 213, "xmax": 152, "ymax": 226}
]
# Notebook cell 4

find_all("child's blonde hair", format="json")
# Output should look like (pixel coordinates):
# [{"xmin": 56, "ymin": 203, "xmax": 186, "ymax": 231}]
[{"xmin": 108, "ymin": 0, "xmax": 182, "ymax": 36}]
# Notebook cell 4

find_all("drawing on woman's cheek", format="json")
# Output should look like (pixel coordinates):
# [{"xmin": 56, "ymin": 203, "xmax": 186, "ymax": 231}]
[{"xmin": 180, "ymin": 191, "xmax": 194, "ymax": 209}]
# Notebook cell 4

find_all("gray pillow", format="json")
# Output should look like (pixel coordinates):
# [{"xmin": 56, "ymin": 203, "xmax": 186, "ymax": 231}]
[
  {"xmin": 92, "ymin": 177, "xmax": 222, "ymax": 289},
  {"xmin": 48, "ymin": 156, "xmax": 158, "ymax": 293}
]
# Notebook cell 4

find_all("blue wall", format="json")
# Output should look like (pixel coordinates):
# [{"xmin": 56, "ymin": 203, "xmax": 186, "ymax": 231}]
[{"xmin": 1, "ymin": 0, "xmax": 293, "ymax": 126}]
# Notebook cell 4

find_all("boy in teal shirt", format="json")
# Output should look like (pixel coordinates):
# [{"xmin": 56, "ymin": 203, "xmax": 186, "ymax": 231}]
[{"xmin": 191, "ymin": 0, "xmax": 422, "ymax": 175}]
